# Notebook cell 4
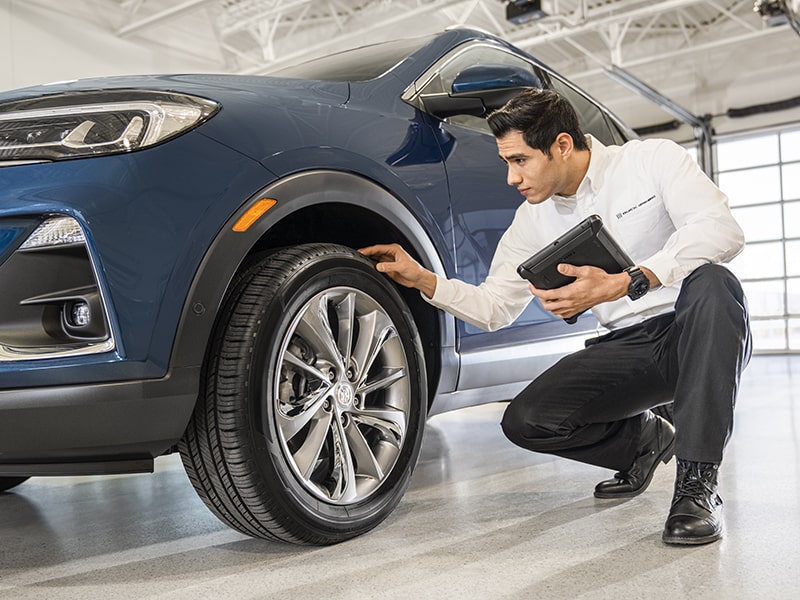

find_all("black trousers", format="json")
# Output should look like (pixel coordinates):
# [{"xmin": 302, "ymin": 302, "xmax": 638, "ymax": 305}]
[{"xmin": 501, "ymin": 264, "xmax": 752, "ymax": 471}]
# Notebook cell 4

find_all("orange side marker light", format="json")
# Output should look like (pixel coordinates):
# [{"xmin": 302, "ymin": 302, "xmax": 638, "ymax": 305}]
[{"xmin": 232, "ymin": 198, "xmax": 277, "ymax": 232}]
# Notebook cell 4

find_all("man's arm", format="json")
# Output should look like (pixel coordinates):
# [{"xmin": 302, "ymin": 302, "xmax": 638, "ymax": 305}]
[
  {"xmin": 638, "ymin": 139, "xmax": 744, "ymax": 287},
  {"xmin": 359, "ymin": 244, "xmax": 438, "ymax": 298},
  {"xmin": 360, "ymin": 233, "xmax": 535, "ymax": 333}
]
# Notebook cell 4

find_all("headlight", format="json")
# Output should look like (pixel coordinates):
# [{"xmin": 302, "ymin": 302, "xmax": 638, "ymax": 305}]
[{"xmin": 0, "ymin": 89, "xmax": 219, "ymax": 163}]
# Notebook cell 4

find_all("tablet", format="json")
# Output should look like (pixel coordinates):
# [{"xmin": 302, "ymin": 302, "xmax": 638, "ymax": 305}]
[{"xmin": 517, "ymin": 214, "xmax": 633, "ymax": 290}]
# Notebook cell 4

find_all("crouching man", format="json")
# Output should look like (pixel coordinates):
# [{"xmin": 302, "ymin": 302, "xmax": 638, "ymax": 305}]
[{"xmin": 361, "ymin": 88, "xmax": 751, "ymax": 545}]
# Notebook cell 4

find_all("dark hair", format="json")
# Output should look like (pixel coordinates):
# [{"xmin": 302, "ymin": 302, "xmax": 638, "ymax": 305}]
[{"xmin": 487, "ymin": 88, "xmax": 589, "ymax": 158}]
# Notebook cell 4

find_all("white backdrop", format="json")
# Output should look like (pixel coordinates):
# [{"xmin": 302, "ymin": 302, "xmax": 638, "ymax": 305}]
[{"xmin": 0, "ymin": 1, "xmax": 214, "ymax": 93}]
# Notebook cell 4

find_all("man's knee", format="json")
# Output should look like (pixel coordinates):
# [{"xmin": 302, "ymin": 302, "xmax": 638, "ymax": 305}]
[
  {"xmin": 678, "ymin": 264, "xmax": 748, "ymax": 318},
  {"xmin": 501, "ymin": 392, "xmax": 561, "ymax": 449},
  {"xmin": 682, "ymin": 264, "xmax": 744, "ymax": 302},
  {"xmin": 501, "ymin": 398, "xmax": 528, "ymax": 446}
]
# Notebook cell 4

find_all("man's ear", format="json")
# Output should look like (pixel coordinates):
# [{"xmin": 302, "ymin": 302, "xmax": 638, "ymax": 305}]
[{"xmin": 554, "ymin": 132, "xmax": 574, "ymax": 160}]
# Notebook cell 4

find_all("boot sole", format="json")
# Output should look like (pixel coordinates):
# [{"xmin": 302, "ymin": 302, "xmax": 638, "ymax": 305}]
[
  {"xmin": 594, "ymin": 437, "xmax": 675, "ymax": 499},
  {"xmin": 662, "ymin": 526, "xmax": 723, "ymax": 545}
]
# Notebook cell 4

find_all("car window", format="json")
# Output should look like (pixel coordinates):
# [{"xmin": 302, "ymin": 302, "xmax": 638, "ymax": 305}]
[
  {"xmin": 545, "ymin": 75, "xmax": 618, "ymax": 146},
  {"xmin": 413, "ymin": 43, "xmax": 542, "ymax": 133}
]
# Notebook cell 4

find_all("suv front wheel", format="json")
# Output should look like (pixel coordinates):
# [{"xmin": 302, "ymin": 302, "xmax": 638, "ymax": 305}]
[{"xmin": 180, "ymin": 244, "xmax": 427, "ymax": 544}]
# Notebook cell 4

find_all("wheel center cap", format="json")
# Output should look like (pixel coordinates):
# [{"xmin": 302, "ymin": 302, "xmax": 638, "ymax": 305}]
[{"xmin": 335, "ymin": 382, "xmax": 354, "ymax": 407}]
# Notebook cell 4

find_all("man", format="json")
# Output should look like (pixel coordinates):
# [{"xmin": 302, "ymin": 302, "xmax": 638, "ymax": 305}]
[{"xmin": 360, "ymin": 88, "xmax": 751, "ymax": 545}]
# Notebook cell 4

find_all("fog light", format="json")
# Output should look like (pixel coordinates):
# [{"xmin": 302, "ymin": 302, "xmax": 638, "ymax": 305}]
[{"xmin": 70, "ymin": 301, "xmax": 91, "ymax": 327}]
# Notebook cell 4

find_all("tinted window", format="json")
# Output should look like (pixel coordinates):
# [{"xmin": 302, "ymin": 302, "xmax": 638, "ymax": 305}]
[
  {"xmin": 546, "ymin": 75, "xmax": 617, "ymax": 146},
  {"xmin": 270, "ymin": 36, "xmax": 434, "ymax": 82}
]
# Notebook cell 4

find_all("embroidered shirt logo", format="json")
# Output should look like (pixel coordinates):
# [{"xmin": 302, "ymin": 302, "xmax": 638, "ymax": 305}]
[{"xmin": 616, "ymin": 195, "xmax": 656, "ymax": 219}]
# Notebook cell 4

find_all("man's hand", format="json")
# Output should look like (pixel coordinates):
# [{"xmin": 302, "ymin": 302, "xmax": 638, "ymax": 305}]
[
  {"xmin": 358, "ymin": 243, "xmax": 438, "ymax": 298},
  {"xmin": 529, "ymin": 263, "xmax": 631, "ymax": 320}
]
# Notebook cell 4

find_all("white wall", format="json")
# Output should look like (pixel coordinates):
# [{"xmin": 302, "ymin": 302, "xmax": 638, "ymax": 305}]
[{"xmin": 0, "ymin": 0, "xmax": 215, "ymax": 93}]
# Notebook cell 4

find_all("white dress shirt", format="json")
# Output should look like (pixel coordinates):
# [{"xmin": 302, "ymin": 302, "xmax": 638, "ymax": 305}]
[{"xmin": 427, "ymin": 135, "xmax": 745, "ymax": 331}]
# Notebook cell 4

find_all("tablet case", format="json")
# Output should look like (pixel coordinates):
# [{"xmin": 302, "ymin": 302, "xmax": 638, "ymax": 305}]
[{"xmin": 516, "ymin": 215, "xmax": 634, "ymax": 322}]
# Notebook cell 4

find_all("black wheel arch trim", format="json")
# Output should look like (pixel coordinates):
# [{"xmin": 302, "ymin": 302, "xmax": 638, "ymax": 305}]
[{"xmin": 169, "ymin": 169, "xmax": 459, "ymax": 399}]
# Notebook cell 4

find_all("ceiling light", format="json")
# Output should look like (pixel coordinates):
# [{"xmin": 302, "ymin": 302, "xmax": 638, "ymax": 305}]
[{"xmin": 506, "ymin": 0, "xmax": 549, "ymax": 25}]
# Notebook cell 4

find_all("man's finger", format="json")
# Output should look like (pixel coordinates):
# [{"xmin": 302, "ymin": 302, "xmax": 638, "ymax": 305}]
[{"xmin": 359, "ymin": 244, "xmax": 394, "ymax": 258}]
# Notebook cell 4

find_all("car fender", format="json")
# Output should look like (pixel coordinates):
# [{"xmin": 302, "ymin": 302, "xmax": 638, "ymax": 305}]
[{"xmin": 169, "ymin": 169, "xmax": 459, "ymax": 402}]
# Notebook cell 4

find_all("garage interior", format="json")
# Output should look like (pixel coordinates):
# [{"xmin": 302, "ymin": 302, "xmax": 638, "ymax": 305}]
[{"xmin": 1, "ymin": 0, "xmax": 799, "ymax": 598}]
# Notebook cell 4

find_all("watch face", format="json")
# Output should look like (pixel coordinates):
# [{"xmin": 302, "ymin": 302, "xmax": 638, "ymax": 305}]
[
  {"xmin": 629, "ymin": 282, "xmax": 648, "ymax": 299},
  {"xmin": 627, "ymin": 268, "xmax": 649, "ymax": 300}
]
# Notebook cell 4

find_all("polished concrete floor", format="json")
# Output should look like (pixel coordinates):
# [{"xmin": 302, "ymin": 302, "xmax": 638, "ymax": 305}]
[{"xmin": 1, "ymin": 355, "xmax": 798, "ymax": 599}]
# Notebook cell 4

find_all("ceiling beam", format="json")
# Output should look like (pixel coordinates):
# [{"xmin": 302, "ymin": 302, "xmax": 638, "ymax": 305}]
[
  {"xmin": 237, "ymin": 0, "xmax": 465, "ymax": 74},
  {"xmin": 510, "ymin": 0, "xmax": 711, "ymax": 49},
  {"xmin": 569, "ymin": 25, "xmax": 790, "ymax": 80},
  {"xmin": 117, "ymin": 0, "xmax": 214, "ymax": 36}
]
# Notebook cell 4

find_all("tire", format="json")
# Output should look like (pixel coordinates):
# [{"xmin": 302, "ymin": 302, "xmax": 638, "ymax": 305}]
[
  {"xmin": 0, "ymin": 477, "xmax": 29, "ymax": 493},
  {"xmin": 179, "ymin": 243, "xmax": 427, "ymax": 545}
]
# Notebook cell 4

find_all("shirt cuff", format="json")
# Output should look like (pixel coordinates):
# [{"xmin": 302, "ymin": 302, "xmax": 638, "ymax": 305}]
[
  {"xmin": 423, "ymin": 274, "xmax": 454, "ymax": 308},
  {"xmin": 641, "ymin": 252, "xmax": 698, "ymax": 287}
]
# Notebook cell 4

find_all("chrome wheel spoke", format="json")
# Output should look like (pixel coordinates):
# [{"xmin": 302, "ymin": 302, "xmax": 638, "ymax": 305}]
[
  {"xmin": 291, "ymin": 410, "xmax": 333, "ymax": 478},
  {"xmin": 344, "ymin": 419, "xmax": 384, "ymax": 481},
  {"xmin": 354, "ymin": 407, "xmax": 407, "ymax": 444},
  {"xmin": 277, "ymin": 350, "xmax": 332, "ymax": 441},
  {"xmin": 277, "ymin": 385, "xmax": 330, "ymax": 441},
  {"xmin": 358, "ymin": 366, "xmax": 407, "ymax": 397},
  {"xmin": 351, "ymin": 310, "xmax": 395, "ymax": 386},
  {"xmin": 294, "ymin": 294, "xmax": 345, "ymax": 371},
  {"xmin": 329, "ymin": 416, "xmax": 358, "ymax": 503},
  {"xmin": 282, "ymin": 350, "xmax": 330, "ymax": 384},
  {"xmin": 334, "ymin": 291, "xmax": 356, "ymax": 369}
]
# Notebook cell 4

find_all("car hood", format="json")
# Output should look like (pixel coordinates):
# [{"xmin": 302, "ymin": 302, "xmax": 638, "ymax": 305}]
[
  {"xmin": 0, "ymin": 73, "xmax": 350, "ymax": 110},
  {"xmin": 0, "ymin": 73, "xmax": 354, "ymax": 166}
]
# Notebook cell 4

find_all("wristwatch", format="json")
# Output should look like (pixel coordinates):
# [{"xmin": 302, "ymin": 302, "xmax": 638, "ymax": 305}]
[{"xmin": 625, "ymin": 266, "xmax": 650, "ymax": 300}]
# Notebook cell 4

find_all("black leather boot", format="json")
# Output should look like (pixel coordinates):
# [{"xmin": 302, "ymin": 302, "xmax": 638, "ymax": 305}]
[
  {"xmin": 594, "ymin": 411, "xmax": 675, "ymax": 499},
  {"xmin": 662, "ymin": 459, "xmax": 723, "ymax": 545}
]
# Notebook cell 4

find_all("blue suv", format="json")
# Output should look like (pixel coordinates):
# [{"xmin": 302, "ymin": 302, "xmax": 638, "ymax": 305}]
[{"xmin": 0, "ymin": 27, "xmax": 634, "ymax": 544}]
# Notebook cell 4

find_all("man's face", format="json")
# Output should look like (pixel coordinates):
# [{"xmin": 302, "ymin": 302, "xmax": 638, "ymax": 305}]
[{"xmin": 496, "ymin": 130, "xmax": 568, "ymax": 205}]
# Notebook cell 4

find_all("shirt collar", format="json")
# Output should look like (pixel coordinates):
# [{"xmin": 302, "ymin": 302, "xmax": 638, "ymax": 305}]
[
  {"xmin": 582, "ymin": 134, "xmax": 611, "ymax": 194},
  {"xmin": 552, "ymin": 134, "xmax": 609, "ymax": 209}
]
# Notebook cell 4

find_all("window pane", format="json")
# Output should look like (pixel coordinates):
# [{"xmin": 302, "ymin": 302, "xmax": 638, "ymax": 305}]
[
  {"xmin": 732, "ymin": 204, "xmax": 782, "ymax": 242},
  {"xmin": 785, "ymin": 201, "xmax": 800, "ymax": 238},
  {"xmin": 789, "ymin": 318, "xmax": 800, "ymax": 350},
  {"xmin": 781, "ymin": 130, "xmax": 800, "ymax": 162},
  {"xmin": 742, "ymin": 279, "xmax": 785, "ymax": 317},
  {"xmin": 718, "ymin": 166, "xmax": 781, "ymax": 206},
  {"xmin": 717, "ymin": 134, "xmax": 778, "ymax": 170},
  {"xmin": 750, "ymin": 319, "xmax": 787, "ymax": 351},
  {"xmin": 717, "ymin": 126, "xmax": 800, "ymax": 354},
  {"xmin": 788, "ymin": 278, "xmax": 800, "ymax": 315},
  {"xmin": 783, "ymin": 162, "xmax": 800, "ymax": 201},
  {"xmin": 548, "ymin": 77, "xmax": 614, "ymax": 146},
  {"xmin": 728, "ymin": 242, "xmax": 785, "ymax": 280},
  {"xmin": 788, "ymin": 241, "xmax": 800, "ymax": 277}
]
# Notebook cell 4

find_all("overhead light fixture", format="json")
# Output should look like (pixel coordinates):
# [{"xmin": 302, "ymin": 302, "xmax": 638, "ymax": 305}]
[
  {"xmin": 754, "ymin": 0, "xmax": 800, "ymax": 35},
  {"xmin": 506, "ymin": 0, "xmax": 549, "ymax": 25}
]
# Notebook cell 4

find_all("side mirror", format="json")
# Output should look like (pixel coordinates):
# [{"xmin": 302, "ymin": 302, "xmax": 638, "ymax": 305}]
[
  {"xmin": 451, "ymin": 64, "xmax": 541, "ymax": 97},
  {"xmin": 420, "ymin": 64, "xmax": 541, "ymax": 119}
]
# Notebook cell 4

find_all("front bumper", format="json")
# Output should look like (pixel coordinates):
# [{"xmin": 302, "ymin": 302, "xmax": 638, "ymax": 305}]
[{"xmin": 0, "ymin": 365, "xmax": 199, "ymax": 475}]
